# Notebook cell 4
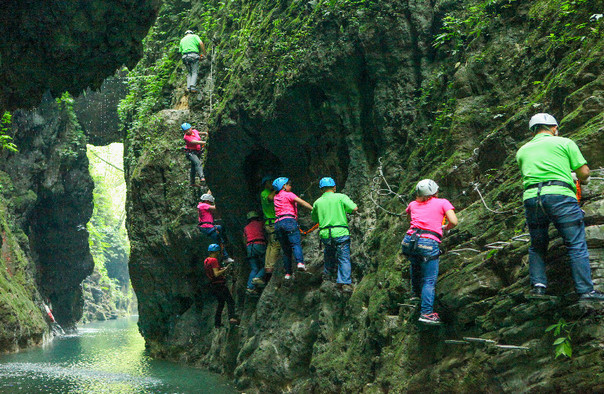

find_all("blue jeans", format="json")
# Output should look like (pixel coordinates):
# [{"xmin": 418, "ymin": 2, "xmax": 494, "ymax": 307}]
[
  {"xmin": 198, "ymin": 225, "xmax": 229, "ymax": 258},
  {"xmin": 401, "ymin": 235, "xmax": 440, "ymax": 314},
  {"xmin": 524, "ymin": 194, "xmax": 593, "ymax": 294},
  {"xmin": 275, "ymin": 218, "xmax": 303, "ymax": 274},
  {"xmin": 247, "ymin": 243, "xmax": 266, "ymax": 289},
  {"xmin": 322, "ymin": 236, "xmax": 352, "ymax": 284}
]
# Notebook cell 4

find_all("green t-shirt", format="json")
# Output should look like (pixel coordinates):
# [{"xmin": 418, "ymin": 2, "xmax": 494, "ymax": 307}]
[
  {"xmin": 311, "ymin": 191, "xmax": 357, "ymax": 239},
  {"xmin": 260, "ymin": 188, "xmax": 276, "ymax": 222},
  {"xmin": 516, "ymin": 133, "xmax": 586, "ymax": 201},
  {"xmin": 179, "ymin": 34, "xmax": 203, "ymax": 54}
]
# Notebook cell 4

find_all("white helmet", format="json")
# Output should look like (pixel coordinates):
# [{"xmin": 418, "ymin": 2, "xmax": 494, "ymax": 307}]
[
  {"xmin": 529, "ymin": 113, "xmax": 558, "ymax": 130},
  {"xmin": 416, "ymin": 179, "xmax": 439, "ymax": 197},
  {"xmin": 200, "ymin": 193, "xmax": 215, "ymax": 203}
]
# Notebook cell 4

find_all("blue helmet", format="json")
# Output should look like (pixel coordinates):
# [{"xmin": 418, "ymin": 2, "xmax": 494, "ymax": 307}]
[
  {"xmin": 319, "ymin": 177, "xmax": 336, "ymax": 189},
  {"xmin": 272, "ymin": 177, "xmax": 289, "ymax": 192},
  {"xmin": 208, "ymin": 244, "xmax": 221, "ymax": 252},
  {"xmin": 181, "ymin": 122, "xmax": 192, "ymax": 131}
]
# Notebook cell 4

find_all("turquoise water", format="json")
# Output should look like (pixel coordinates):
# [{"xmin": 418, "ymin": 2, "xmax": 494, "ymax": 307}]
[{"xmin": 0, "ymin": 316, "xmax": 236, "ymax": 393}]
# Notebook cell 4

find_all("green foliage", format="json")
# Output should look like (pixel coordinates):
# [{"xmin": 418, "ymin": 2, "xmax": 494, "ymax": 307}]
[
  {"xmin": 0, "ymin": 111, "xmax": 18, "ymax": 153},
  {"xmin": 545, "ymin": 318, "xmax": 573, "ymax": 358}
]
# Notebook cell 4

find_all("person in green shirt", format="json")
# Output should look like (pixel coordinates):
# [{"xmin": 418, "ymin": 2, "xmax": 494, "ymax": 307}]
[
  {"xmin": 260, "ymin": 176, "xmax": 281, "ymax": 284},
  {"xmin": 179, "ymin": 30, "xmax": 206, "ymax": 93},
  {"xmin": 311, "ymin": 177, "xmax": 358, "ymax": 292},
  {"xmin": 516, "ymin": 113, "xmax": 603, "ymax": 302}
]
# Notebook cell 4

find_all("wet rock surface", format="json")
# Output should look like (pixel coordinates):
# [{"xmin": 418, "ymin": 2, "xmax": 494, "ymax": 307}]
[{"xmin": 123, "ymin": 0, "xmax": 604, "ymax": 391}]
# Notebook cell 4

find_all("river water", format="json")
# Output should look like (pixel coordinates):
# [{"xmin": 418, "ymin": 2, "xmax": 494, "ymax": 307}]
[{"xmin": 0, "ymin": 316, "xmax": 236, "ymax": 393}]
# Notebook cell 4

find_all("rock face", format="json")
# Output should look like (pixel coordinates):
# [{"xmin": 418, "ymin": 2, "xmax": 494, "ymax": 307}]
[
  {"xmin": 1, "ymin": 95, "xmax": 95, "ymax": 331},
  {"xmin": 124, "ymin": 0, "xmax": 604, "ymax": 391},
  {"xmin": 0, "ymin": 0, "xmax": 160, "ymax": 109}
]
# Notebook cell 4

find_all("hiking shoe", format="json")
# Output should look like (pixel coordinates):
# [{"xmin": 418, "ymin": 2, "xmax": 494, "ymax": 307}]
[
  {"xmin": 229, "ymin": 318, "xmax": 240, "ymax": 325},
  {"xmin": 418, "ymin": 313, "xmax": 441, "ymax": 325},
  {"xmin": 252, "ymin": 277, "xmax": 266, "ymax": 287},
  {"xmin": 579, "ymin": 290, "xmax": 604, "ymax": 302},
  {"xmin": 341, "ymin": 284, "xmax": 354, "ymax": 293},
  {"xmin": 189, "ymin": 87, "xmax": 199, "ymax": 93},
  {"xmin": 297, "ymin": 263, "xmax": 306, "ymax": 271},
  {"xmin": 284, "ymin": 274, "xmax": 292, "ymax": 280},
  {"xmin": 200, "ymin": 178, "xmax": 206, "ymax": 182},
  {"xmin": 225, "ymin": 257, "xmax": 235, "ymax": 264},
  {"xmin": 246, "ymin": 288, "xmax": 260, "ymax": 297},
  {"xmin": 529, "ymin": 286, "xmax": 547, "ymax": 297}
]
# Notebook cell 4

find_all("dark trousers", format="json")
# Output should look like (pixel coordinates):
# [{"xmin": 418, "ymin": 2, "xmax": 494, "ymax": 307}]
[
  {"xmin": 210, "ymin": 283, "xmax": 236, "ymax": 327},
  {"xmin": 186, "ymin": 150, "xmax": 204, "ymax": 183}
]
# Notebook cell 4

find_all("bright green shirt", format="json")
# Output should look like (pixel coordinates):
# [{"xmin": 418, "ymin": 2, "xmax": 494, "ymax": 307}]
[
  {"xmin": 260, "ymin": 188, "xmax": 276, "ymax": 223},
  {"xmin": 179, "ymin": 34, "xmax": 203, "ymax": 54},
  {"xmin": 516, "ymin": 133, "xmax": 586, "ymax": 201},
  {"xmin": 311, "ymin": 191, "xmax": 357, "ymax": 239}
]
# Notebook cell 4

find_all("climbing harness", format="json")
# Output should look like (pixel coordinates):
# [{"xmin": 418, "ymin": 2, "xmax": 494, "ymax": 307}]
[
  {"xmin": 246, "ymin": 238, "xmax": 266, "ymax": 245},
  {"xmin": 276, "ymin": 214, "xmax": 296, "ymax": 220},
  {"xmin": 401, "ymin": 228, "xmax": 442, "ymax": 258},
  {"xmin": 319, "ymin": 225, "xmax": 350, "ymax": 239}
]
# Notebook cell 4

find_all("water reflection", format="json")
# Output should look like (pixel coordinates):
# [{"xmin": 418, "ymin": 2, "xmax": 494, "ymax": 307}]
[{"xmin": 0, "ymin": 316, "xmax": 235, "ymax": 393}]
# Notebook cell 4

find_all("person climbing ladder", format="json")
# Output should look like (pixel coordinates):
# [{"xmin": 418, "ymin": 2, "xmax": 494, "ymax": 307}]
[
  {"xmin": 311, "ymin": 177, "xmax": 358, "ymax": 293},
  {"xmin": 198, "ymin": 193, "xmax": 234, "ymax": 263},
  {"xmin": 204, "ymin": 244, "xmax": 239, "ymax": 328},
  {"xmin": 401, "ymin": 179, "xmax": 457, "ymax": 325},
  {"xmin": 182, "ymin": 122, "xmax": 207, "ymax": 186},
  {"xmin": 179, "ymin": 30, "xmax": 206, "ymax": 93},
  {"xmin": 260, "ymin": 176, "xmax": 281, "ymax": 284},
  {"xmin": 516, "ymin": 113, "xmax": 604, "ymax": 301},
  {"xmin": 243, "ymin": 211, "xmax": 267, "ymax": 296},
  {"xmin": 273, "ymin": 177, "xmax": 313, "ymax": 280}
]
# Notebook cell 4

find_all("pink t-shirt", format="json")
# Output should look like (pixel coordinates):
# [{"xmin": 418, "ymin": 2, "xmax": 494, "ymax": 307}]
[
  {"xmin": 274, "ymin": 190, "xmax": 298, "ymax": 222},
  {"xmin": 184, "ymin": 129, "xmax": 202, "ymax": 151},
  {"xmin": 244, "ymin": 220, "xmax": 266, "ymax": 244},
  {"xmin": 406, "ymin": 197, "xmax": 454, "ymax": 242},
  {"xmin": 197, "ymin": 202, "xmax": 214, "ymax": 227}
]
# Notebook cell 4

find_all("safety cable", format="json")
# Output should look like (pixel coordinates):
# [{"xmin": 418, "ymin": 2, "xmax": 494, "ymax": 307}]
[
  {"xmin": 88, "ymin": 150, "xmax": 124, "ymax": 172},
  {"xmin": 471, "ymin": 182, "xmax": 518, "ymax": 215}
]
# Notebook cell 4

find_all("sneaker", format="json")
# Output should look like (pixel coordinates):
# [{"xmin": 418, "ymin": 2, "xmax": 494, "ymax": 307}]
[
  {"xmin": 225, "ymin": 257, "xmax": 235, "ymax": 264},
  {"xmin": 341, "ymin": 284, "xmax": 354, "ymax": 293},
  {"xmin": 229, "ymin": 318, "xmax": 240, "ymax": 325},
  {"xmin": 246, "ymin": 288, "xmax": 260, "ymax": 297},
  {"xmin": 297, "ymin": 263, "xmax": 306, "ymax": 271},
  {"xmin": 189, "ymin": 87, "xmax": 199, "ymax": 93},
  {"xmin": 200, "ymin": 178, "xmax": 206, "ymax": 182},
  {"xmin": 529, "ymin": 286, "xmax": 547, "ymax": 297},
  {"xmin": 284, "ymin": 274, "xmax": 292, "ymax": 280},
  {"xmin": 252, "ymin": 277, "xmax": 266, "ymax": 287},
  {"xmin": 418, "ymin": 313, "xmax": 441, "ymax": 325},
  {"xmin": 579, "ymin": 290, "xmax": 604, "ymax": 302}
]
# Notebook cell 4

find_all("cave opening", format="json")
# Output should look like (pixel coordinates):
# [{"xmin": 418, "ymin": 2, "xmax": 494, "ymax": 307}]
[
  {"xmin": 242, "ymin": 145, "xmax": 283, "ymax": 209},
  {"xmin": 84, "ymin": 142, "xmax": 136, "ymax": 322}
]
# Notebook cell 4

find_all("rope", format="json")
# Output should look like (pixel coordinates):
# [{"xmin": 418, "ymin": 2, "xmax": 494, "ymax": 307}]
[
  {"xmin": 471, "ymin": 183, "xmax": 517, "ymax": 215},
  {"xmin": 300, "ymin": 223, "xmax": 319, "ymax": 235},
  {"xmin": 88, "ymin": 150, "xmax": 124, "ymax": 172},
  {"xmin": 369, "ymin": 157, "xmax": 406, "ymax": 216}
]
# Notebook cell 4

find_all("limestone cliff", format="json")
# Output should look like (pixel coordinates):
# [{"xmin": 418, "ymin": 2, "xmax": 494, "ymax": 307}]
[{"xmin": 123, "ymin": 0, "xmax": 603, "ymax": 391}]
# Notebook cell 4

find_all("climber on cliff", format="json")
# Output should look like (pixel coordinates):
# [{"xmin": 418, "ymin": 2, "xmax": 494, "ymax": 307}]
[
  {"xmin": 260, "ymin": 176, "xmax": 281, "ymax": 284},
  {"xmin": 243, "ymin": 211, "xmax": 267, "ymax": 296},
  {"xmin": 198, "ymin": 193, "xmax": 234, "ymax": 264},
  {"xmin": 204, "ymin": 244, "xmax": 239, "ymax": 328},
  {"xmin": 273, "ymin": 177, "xmax": 313, "ymax": 279},
  {"xmin": 182, "ymin": 122, "xmax": 207, "ymax": 186},
  {"xmin": 516, "ymin": 113, "xmax": 604, "ymax": 302},
  {"xmin": 401, "ymin": 179, "xmax": 458, "ymax": 325},
  {"xmin": 311, "ymin": 177, "xmax": 358, "ymax": 293},
  {"xmin": 179, "ymin": 30, "xmax": 206, "ymax": 93}
]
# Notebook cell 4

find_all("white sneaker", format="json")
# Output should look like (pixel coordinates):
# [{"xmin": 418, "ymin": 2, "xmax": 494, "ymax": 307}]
[
  {"xmin": 297, "ymin": 263, "xmax": 306, "ymax": 271},
  {"xmin": 225, "ymin": 257, "xmax": 235, "ymax": 264},
  {"xmin": 284, "ymin": 274, "xmax": 292, "ymax": 280}
]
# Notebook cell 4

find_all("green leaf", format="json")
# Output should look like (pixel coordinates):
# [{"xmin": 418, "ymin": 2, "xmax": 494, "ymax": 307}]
[
  {"xmin": 545, "ymin": 324, "xmax": 557, "ymax": 332},
  {"xmin": 553, "ymin": 337, "xmax": 566, "ymax": 345},
  {"xmin": 562, "ymin": 342, "xmax": 572, "ymax": 358}
]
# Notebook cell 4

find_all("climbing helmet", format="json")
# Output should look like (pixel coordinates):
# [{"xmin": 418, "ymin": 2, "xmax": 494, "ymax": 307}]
[
  {"xmin": 272, "ymin": 177, "xmax": 289, "ymax": 192},
  {"xmin": 208, "ymin": 244, "xmax": 221, "ymax": 252},
  {"xmin": 529, "ymin": 113, "xmax": 558, "ymax": 131},
  {"xmin": 319, "ymin": 177, "xmax": 336, "ymax": 189},
  {"xmin": 181, "ymin": 122, "xmax": 192, "ymax": 131},
  {"xmin": 200, "ymin": 193, "xmax": 215, "ymax": 203},
  {"xmin": 247, "ymin": 211, "xmax": 260, "ymax": 220},
  {"xmin": 416, "ymin": 179, "xmax": 439, "ymax": 197}
]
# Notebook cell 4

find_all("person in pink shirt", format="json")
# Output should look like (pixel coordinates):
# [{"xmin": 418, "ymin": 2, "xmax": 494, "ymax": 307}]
[
  {"xmin": 182, "ymin": 122, "xmax": 207, "ymax": 186},
  {"xmin": 272, "ymin": 177, "xmax": 312, "ymax": 279},
  {"xmin": 197, "ymin": 193, "xmax": 234, "ymax": 263},
  {"xmin": 401, "ymin": 179, "xmax": 458, "ymax": 325}
]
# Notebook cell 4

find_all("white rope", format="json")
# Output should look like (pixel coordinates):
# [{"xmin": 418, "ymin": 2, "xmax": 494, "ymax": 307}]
[
  {"xmin": 368, "ymin": 157, "xmax": 406, "ymax": 216},
  {"xmin": 472, "ymin": 183, "xmax": 518, "ymax": 214}
]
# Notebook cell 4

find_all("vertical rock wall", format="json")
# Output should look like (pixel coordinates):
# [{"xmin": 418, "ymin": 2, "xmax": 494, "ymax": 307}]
[{"xmin": 123, "ymin": 0, "xmax": 604, "ymax": 391}]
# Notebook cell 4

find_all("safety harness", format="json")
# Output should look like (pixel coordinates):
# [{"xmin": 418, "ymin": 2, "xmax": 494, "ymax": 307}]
[
  {"xmin": 198, "ymin": 221, "xmax": 217, "ymax": 233},
  {"xmin": 524, "ymin": 180, "xmax": 583, "ymax": 229},
  {"xmin": 401, "ymin": 228, "xmax": 442, "ymax": 257},
  {"xmin": 276, "ymin": 214, "xmax": 297, "ymax": 220},
  {"xmin": 246, "ymin": 238, "xmax": 266, "ymax": 245}
]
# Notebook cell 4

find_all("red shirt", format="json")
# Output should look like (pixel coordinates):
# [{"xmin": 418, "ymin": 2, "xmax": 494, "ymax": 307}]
[
  {"xmin": 244, "ymin": 220, "xmax": 266, "ymax": 245},
  {"xmin": 184, "ymin": 129, "xmax": 203, "ymax": 151},
  {"xmin": 204, "ymin": 257, "xmax": 224, "ymax": 284}
]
